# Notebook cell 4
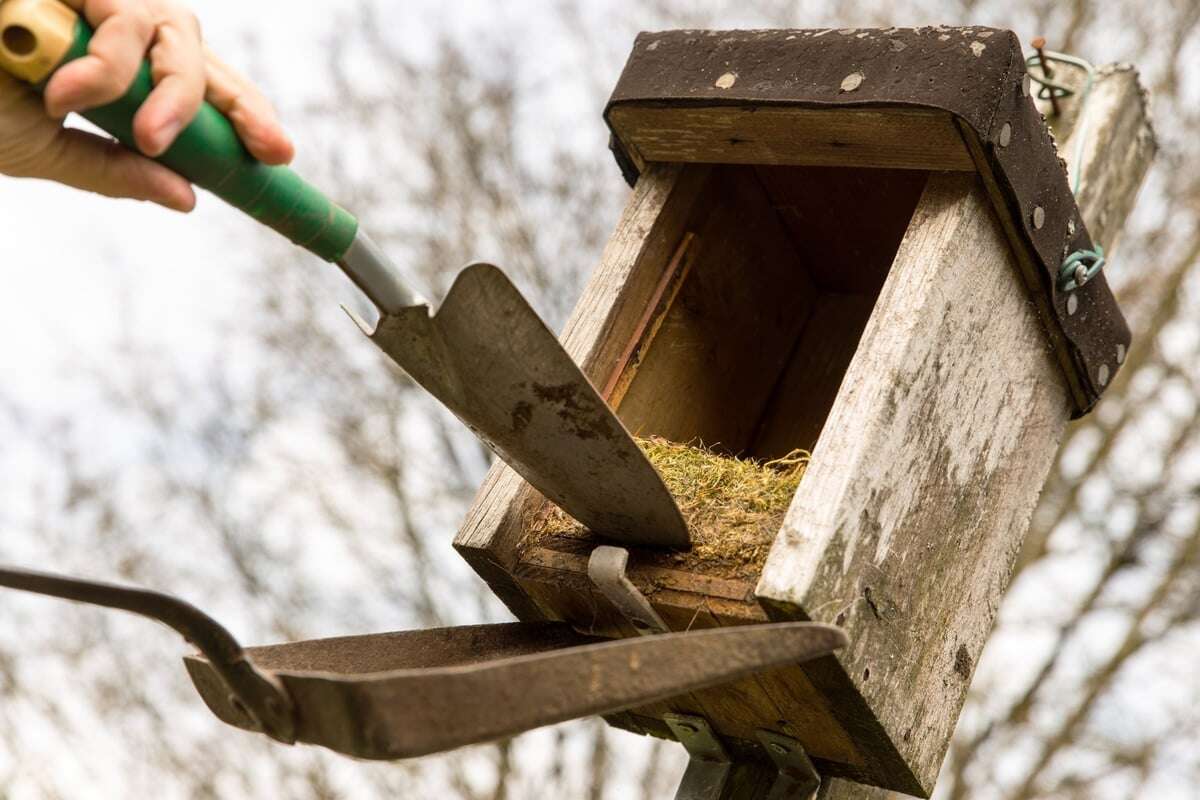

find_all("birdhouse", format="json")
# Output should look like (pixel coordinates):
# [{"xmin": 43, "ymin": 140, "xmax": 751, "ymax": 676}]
[{"xmin": 455, "ymin": 27, "xmax": 1152, "ymax": 796}]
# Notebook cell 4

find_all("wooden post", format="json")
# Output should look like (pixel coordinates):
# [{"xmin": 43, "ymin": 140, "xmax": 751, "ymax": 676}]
[{"xmin": 756, "ymin": 64, "xmax": 1154, "ymax": 800}]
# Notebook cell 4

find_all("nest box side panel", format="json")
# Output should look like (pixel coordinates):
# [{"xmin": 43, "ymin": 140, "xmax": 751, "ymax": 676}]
[
  {"xmin": 758, "ymin": 173, "xmax": 1072, "ymax": 792},
  {"xmin": 770, "ymin": 64, "xmax": 1155, "ymax": 800}
]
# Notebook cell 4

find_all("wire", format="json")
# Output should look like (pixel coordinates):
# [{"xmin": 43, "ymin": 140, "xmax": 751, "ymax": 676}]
[
  {"xmin": 1027, "ymin": 49, "xmax": 1104, "ymax": 291},
  {"xmin": 1026, "ymin": 49, "xmax": 1097, "ymax": 196}
]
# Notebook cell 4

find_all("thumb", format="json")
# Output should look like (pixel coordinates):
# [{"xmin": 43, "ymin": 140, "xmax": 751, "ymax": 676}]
[{"xmin": 31, "ymin": 128, "xmax": 197, "ymax": 212}]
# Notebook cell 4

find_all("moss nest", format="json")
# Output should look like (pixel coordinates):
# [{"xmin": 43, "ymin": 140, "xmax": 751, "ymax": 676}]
[{"xmin": 529, "ymin": 437, "xmax": 808, "ymax": 579}]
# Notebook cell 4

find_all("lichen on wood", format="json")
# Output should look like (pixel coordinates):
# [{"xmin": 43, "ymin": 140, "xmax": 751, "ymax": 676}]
[{"xmin": 528, "ymin": 437, "xmax": 808, "ymax": 578}]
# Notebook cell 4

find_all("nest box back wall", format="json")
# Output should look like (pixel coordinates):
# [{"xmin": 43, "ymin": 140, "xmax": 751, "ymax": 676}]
[{"xmin": 612, "ymin": 163, "xmax": 928, "ymax": 459}]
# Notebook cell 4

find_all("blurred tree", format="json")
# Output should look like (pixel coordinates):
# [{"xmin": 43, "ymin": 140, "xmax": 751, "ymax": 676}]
[{"xmin": 0, "ymin": 1, "xmax": 1196, "ymax": 798}]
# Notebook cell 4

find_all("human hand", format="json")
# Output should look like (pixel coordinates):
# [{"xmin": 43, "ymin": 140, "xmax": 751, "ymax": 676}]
[{"xmin": 0, "ymin": 0, "xmax": 293, "ymax": 211}]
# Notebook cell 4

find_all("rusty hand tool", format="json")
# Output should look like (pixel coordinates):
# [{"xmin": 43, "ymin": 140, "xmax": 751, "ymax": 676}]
[{"xmin": 0, "ymin": 565, "xmax": 847, "ymax": 758}]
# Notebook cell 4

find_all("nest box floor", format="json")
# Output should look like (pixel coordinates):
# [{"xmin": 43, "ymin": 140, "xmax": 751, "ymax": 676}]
[{"xmin": 525, "ymin": 437, "xmax": 807, "ymax": 580}]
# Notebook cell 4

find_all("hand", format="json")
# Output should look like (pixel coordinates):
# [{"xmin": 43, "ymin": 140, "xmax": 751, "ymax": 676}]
[{"xmin": 0, "ymin": 0, "xmax": 294, "ymax": 211}]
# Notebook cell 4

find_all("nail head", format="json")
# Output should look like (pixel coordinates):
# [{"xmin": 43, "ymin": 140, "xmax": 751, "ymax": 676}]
[
  {"xmin": 999, "ymin": 122, "xmax": 1012, "ymax": 147},
  {"xmin": 840, "ymin": 71, "xmax": 865, "ymax": 92},
  {"xmin": 1032, "ymin": 206, "xmax": 1045, "ymax": 229},
  {"xmin": 1067, "ymin": 293, "xmax": 1079, "ymax": 316}
]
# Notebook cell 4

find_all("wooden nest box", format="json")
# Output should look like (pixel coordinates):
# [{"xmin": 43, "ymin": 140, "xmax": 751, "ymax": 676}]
[{"xmin": 455, "ymin": 27, "xmax": 1153, "ymax": 797}]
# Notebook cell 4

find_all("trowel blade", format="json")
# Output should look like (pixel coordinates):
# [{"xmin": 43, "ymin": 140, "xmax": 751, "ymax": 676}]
[{"xmin": 361, "ymin": 263, "xmax": 689, "ymax": 549}]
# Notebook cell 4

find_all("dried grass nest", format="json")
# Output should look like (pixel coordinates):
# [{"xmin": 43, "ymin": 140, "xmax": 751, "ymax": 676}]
[{"xmin": 531, "ymin": 436, "xmax": 809, "ymax": 578}]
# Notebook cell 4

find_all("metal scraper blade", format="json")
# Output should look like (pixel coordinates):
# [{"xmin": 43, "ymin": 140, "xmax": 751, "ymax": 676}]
[
  {"xmin": 0, "ymin": 566, "xmax": 846, "ymax": 761},
  {"xmin": 356, "ymin": 263, "xmax": 689, "ymax": 549},
  {"xmin": 186, "ymin": 620, "xmax": 848, "ymax": 759}
]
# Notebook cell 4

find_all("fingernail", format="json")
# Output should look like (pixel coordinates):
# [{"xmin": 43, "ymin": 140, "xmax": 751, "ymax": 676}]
[{"xmin": 151, "ymin": 117, "xmax": 184, "ymax": 155}]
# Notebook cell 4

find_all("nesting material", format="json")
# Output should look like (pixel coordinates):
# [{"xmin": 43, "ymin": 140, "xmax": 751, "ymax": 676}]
[{"xmin": 529, "ymin": 437, "xmax": 808, "ymax": 579}]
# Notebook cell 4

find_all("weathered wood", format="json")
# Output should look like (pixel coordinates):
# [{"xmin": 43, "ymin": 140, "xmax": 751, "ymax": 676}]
[
  {"xmin": 608, "ymin": 105, "xmax": 975, "ymax": 173},
  {"xmin": 759, "ymin": 171, "xmax": 1072, "ymax": 794},
  {"xmin": 761, "ymin": 65, "xmax": 1155, "ymax": 800}
]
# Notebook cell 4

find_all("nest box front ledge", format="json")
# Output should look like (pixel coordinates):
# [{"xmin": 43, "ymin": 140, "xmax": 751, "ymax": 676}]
[{"xmin": 456, "ymin": 27, "xmax": 1155, "ymax": 798}]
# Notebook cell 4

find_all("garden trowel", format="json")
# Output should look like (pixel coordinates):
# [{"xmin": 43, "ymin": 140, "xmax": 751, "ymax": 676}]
[
  {"xmin": 0, "ymin": 0, "xmax": 689, "ymax": 549},
  {"xmin": 0, "ymin": 566, "xmax": 847, "ymax": 757}
]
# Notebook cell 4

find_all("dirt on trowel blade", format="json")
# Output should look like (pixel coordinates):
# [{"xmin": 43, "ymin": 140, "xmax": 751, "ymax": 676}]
[{"xmin": 356, "ymin": 263, "xmax": 690, "ymax": 550}]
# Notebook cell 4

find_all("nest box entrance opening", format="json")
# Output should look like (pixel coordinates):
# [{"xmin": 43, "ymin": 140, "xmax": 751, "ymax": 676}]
[{"xmin": 606, "ymin": 163, "xmax": 927, "ymax": 461}]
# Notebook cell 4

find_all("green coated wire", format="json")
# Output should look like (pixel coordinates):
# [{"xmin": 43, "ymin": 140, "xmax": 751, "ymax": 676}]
[
  {"xmin": 1026, "ymin": 49, "xmax": 1105, "ymax": 291},
  {"xmin": 1059, "ymin": 244, "xmax": 1105, "ymax": 291},
  {"xmin": 1025, "ymin": 49, "xmax": 1096, "ymax": 195}
]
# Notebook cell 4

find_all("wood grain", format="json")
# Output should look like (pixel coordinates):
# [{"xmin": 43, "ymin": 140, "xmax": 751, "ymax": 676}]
[
  {"xmin": 608, "ymin": 105, "xmax": 975, "ymax": 173},
  {"xmin": 761, "ymin": 67, "xmax": 1156, "ymax": 799},
  {"xmin": 615, "ymin": 165, "xmax": 817, "ymax": 451}
]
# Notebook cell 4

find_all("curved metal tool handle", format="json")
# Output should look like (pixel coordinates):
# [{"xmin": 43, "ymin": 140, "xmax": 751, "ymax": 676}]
[{"xmin": 0, "ymin": 565, "xmax": 296, "ymax": 744}]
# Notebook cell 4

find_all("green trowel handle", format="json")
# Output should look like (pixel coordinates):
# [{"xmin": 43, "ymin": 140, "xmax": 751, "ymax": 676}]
[{"xmin": 0, "ymin": 0, "xmax": 357, "ymax": 263}]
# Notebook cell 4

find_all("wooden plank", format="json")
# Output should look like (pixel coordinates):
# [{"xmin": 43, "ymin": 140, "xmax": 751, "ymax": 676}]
[
  {"xmin": 758, "ymin": 68, "xmax": 1155, "ymax": 797},
  {"xmin": 513, "ymin": 543, "xmax": 874, "ymax": 775},
  {"xmin": 758, "ymin": 171, "xmax": 1071, "ymax": 794},
  {"xmin": 753, "ymin": 165, "xmax": 928, "ymax": 295},
  {"xmin": 608, "ymin": 105, "xmax": 976, "ymax": 173},
  {"xmin": 806, "ymin": 68, "xmax": 1152, "ymax": 800},
  {"xmin": 749, "ymin": 293, "xmax": 877, "ymax": 458}
]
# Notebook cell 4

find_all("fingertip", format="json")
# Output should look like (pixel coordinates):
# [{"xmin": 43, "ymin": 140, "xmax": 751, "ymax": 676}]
[
  {"xmin": 262, "ymin": 133, "xmax": 295, "ymax": 166},
  {"xmin": 245, "ymin": 127, "xmax": 294, "ymax": 166},
  {"xmin": 43, "ymin": 68, "xmax": 79, "ymax": 118},
  {"xmin": 159, "ymin": 182, "xmax": 197, "ymax": 213},
  {"xmin": 133, "ymin": 111, "xmax": 184, "ymax": 158},
  {"xmin": 139, "ymin": 161, "xmax": 196, "ymax": 212}
]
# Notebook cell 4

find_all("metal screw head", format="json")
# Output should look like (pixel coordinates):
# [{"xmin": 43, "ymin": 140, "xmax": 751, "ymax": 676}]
[
  {"xmin": 1117, "ymin": 343, "xmax": 1127, "ymax": 364},
  {"xmin": 998, "ymin": 122, "xmax": 1012, "ymax": 148},
  {"xmin": 1022, "ymin": 73, "xmax": 1031, "ymax": 97},
  {"xmin": 770, "ymin": 742, "xmax": 790, "ymax": 755},
  {"xmin": 714, "ymin": 72, "xmax": 737, "ymax": 89},
  {"xmin": 1074, "ymin": 263, "xmax": 1089, "ymax": 286},
  {"xmin": 1067, "ymin": 293, "xmax": 1079, "ymax": 316},
  {"xmin": 1032, "ymin": 206, "xmax": 1045, "ymax": 230},
  {"xmin": 1067, "ymin": 218, "xmax": 1077, "ymax": 236},
  {"xmin": 677, "ymin": 722, "xmax": 698, "ymax": 735},
  {"xmin": 1098, "ymin": 364, "xmax": 1110, "ymax": 387}
]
